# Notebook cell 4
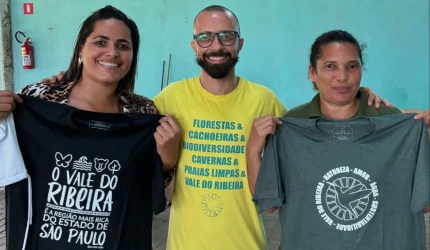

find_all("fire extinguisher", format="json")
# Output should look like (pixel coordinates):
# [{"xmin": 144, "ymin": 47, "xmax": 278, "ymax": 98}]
[{"xmin": 15, "ymin": 31, "xmax": 34, "ymax": 69}]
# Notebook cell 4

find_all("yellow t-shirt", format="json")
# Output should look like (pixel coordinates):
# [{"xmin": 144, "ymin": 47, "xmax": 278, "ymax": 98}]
[{"xmin": 154, "ymin": 76, "xmax": 287, "ymax": 250}]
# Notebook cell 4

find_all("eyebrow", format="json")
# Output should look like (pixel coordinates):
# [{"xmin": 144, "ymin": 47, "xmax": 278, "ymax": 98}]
[
  {"xmin": 323, "ymin": 60, "xmax": 360, "ymax": 64},
  {"xmin": 93, "ymin": 35, "xmax": 130, "ymax": 44}
]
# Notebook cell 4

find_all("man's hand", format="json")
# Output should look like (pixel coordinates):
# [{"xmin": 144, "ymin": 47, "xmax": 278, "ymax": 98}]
[
  {"xmin": 39, "ymin": 71, "xmax": 66, "ymax": 84},
  {"xmin": 154, "ymin": 115, "xmax": 181, "ymax": 172},
  {"xmin": 247, "ymin": 115, "xmax": 282, "ymax": 156},
  {"xmin": 246, "ymin": 115, "xmax": 282, "ymax": 195},
  {"xmin": 414, "ymin": 109, "xmax": 430, "ymax": 127},
  {"xmin": 0, "ymin": 90, "xmax": 23, "ymax": 120},
  {"xmin": 360, "ymin": 87, "xmax": 394, "ymax": 108}
]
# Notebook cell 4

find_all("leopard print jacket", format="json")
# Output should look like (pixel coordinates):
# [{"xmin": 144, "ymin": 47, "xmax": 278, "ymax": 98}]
[
  {"xmin": 18, "ymin": 82, "xmax": 175, "ymax": 187},
  {"xmin": 18, "ymin": 81, "xmax": 157, "ymax": 114}
]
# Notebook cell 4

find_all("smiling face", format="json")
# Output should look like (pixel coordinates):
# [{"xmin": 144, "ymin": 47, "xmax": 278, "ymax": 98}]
[
  {"xmin": 309, "ymin": 42, "xmax": 362, "ymax": 105},
  {"xmin": 79, "ymin": 18, "xmax": 133, "ymax": 87},
  {"xmin": 191, "ymin": 10, "xmax": 244, "ymax": 79}
]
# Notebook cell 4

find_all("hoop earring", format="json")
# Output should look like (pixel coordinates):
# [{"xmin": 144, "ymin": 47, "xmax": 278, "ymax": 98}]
[{"xmin": 78, "ymin": 58, "xmax": 82, "ymax": 67}]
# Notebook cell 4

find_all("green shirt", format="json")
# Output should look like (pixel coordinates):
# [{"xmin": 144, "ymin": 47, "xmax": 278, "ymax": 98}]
[{"xmin": 285, "ymin": 90, "xmax": 402, "ymax": 118}]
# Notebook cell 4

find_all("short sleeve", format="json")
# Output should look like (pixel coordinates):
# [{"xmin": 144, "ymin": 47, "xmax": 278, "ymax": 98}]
[
  {"xmin": 0, "ymin": 114, "xmax": 28, "ymax": 187},
  {"xmin": 152, "ymin": 151, "xmax": 167, "ymax": 214},
  {"xmin": 153, "ymin": 91, "xmax": 166, "ymax": 115},
  {"xmin": 272, "ymin": 95, "xmax": 288, "ymax": 117},
  {"xmin": 253, "ymin": 132, "xmax": 285, "ymax": 213},
  {"xmin": 410, "ymin": 120, "xmax": 430, "ymax": 214},
  {"xmin": 17, "ymin": 82, "xmax": 46, "ymax": 96}
]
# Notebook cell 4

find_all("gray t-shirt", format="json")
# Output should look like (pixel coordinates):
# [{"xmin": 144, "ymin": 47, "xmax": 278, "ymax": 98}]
[{"xmin": 254, "ymin": 113, "xmax": 430, "ymax": 250}]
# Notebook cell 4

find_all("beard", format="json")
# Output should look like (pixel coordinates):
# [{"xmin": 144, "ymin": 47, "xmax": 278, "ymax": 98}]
[{"xmin": 196, "ymin": 50, "xmax": 239, "ymax": 79}]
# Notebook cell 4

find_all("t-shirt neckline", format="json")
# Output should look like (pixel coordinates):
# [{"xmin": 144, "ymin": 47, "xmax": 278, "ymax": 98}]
[
  {"xmin": 312, "ymin": 116, "xmax": 376, "ymax": 144},
  {"xmin": 195, "ymin": 76, "xmax": 245, "ymax": 100}
]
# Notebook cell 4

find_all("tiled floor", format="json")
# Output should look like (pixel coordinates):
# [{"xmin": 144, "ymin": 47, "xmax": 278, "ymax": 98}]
[{"xmin": 0, "ymin": 189, "xmax": 428, "ymax": 250}]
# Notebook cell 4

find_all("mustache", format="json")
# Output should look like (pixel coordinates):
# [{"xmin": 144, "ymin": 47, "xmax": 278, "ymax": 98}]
[{"xmin": 203, "ymin": 50, "xmax": 232, "ymax": 58}]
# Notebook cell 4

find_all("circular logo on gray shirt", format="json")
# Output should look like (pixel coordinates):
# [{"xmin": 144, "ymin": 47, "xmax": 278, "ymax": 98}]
[{"xmin": 315, "ymin": 166, "xmax": 379, "ymax": 231}]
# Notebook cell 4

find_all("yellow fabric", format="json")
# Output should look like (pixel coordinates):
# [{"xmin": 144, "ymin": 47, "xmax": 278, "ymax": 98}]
[
  {"xmin": 401, "ymin": 109, "xmax": 422, "ymax": 113},
  {"xmin": 154, "ymin": 76, "xmax": 287, "ymax": 250}
]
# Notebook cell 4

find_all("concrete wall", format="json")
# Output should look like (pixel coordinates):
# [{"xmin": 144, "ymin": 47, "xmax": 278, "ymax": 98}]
[
  {"xmin": 0, "ymin": 0, "xmax": 13, "ymax": 90},
  {"xmin": 9, "ymin": 0, "xmax": 430, "ymax": 109}
]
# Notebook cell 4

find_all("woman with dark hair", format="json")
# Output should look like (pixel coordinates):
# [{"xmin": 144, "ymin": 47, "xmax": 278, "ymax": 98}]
[
  {"xmin": 248, "ymin": 30, "xmax": 429, "ymax": 197},
  {"xmin": 247, "ymin": 30, "xmax": 430, "ymax": 250},
  {"xmin": 0, "ymin": 5, "xmax": 179, "ymax": 250},
  {"xmin": 2, "ymin": 5, "xmax": 179, "ymax": 180}
]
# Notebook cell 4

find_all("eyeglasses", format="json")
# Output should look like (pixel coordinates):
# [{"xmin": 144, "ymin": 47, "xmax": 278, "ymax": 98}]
[{"xmin": 193, "ymin": 30, "xmax": 240, "ymax": 48}]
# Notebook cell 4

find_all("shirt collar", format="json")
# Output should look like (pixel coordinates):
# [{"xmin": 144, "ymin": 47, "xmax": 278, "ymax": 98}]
[
  {"xmin": 308, "ymin": 89, "xmax": 368, "ymax": 118},
  {"xmin": 53, "ymin": 82, "xmax": 132, "ymax": 113}
]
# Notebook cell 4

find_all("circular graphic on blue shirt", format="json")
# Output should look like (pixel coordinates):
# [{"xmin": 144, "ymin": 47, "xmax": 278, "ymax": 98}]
[
  {"xmin": 201, "ymin": 193, "xmax": 224, "ymax": 217},
  {"xmin": 315, "ymin": 166, "xmax": 379, "ymax": 231}
]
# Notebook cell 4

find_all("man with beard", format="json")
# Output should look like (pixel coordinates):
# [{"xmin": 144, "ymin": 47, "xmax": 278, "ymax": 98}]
[
  {"xmin": 153, "ymin": 5, "xmax": 387, "ymax": 250},
  {"xmin": 153, "ymin": 5, "xmax": 286, "ymax": 250}
]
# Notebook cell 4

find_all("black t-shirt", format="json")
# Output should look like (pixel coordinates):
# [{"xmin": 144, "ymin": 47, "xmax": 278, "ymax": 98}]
[{"xmin": 6, "ymin": 95, "xmax": 166, "ymax": 250}]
